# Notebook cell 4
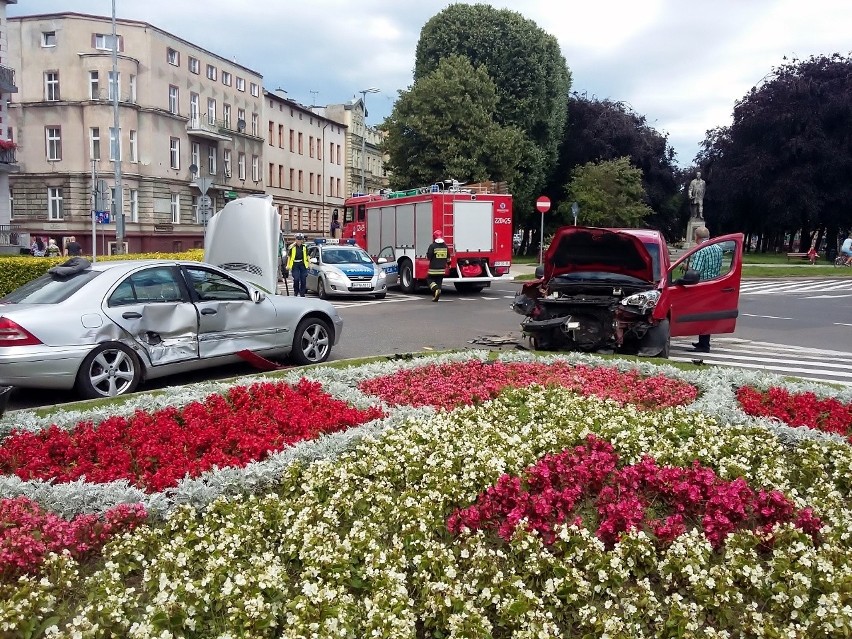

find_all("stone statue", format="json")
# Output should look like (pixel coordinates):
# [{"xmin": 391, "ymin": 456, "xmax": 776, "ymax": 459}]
[{"xmin": 688, "ymin": 171, "xmax": 706, "ymax": 219}]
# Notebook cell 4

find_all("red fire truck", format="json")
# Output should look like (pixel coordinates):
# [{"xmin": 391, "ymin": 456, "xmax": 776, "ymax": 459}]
[{"xmin": 341, "ymin": 181, "xmax": 514, "ymax": 294}]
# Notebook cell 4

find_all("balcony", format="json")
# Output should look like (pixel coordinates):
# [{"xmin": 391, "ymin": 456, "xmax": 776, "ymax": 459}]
[
  {"xmin": 0, "ymin": 65, "xmax": 17, "ymax": 94},
  {"xmin": 186, "ymin": 114, "xmax": 233, "ymax": 142},
  {"xmin": 0, "ymin": 224, "xmax": 25, "ymax": 252}
]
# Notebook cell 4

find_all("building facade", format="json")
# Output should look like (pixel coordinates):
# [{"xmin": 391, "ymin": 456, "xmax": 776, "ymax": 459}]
[
  {"xmin": 0, "ymin": 1, "xmax": 20, "ymax": 255},
  {"xmin": 262, "ymin": 90, "xmax": 345, "ymax": 239},
  {"xmin": 321, "ymin": 99, "xmax": 388, "ymax": 197},
  {"xmin": 7, "ymin": 12, "xmax": 266, "ymax": 254}
]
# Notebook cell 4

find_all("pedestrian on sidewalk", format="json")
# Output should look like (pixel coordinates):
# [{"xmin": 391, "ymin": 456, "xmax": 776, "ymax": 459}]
[
  {"xmin": 426, "ymin": 230, "xmax": 450, "ymax": 302},
  {"xmin": 690, "ymin": 226, "xmax": 723, "ymax": 353},
  {"xmin": 285, "ymin": 233, "xmax": 309, "ymax": 297}
]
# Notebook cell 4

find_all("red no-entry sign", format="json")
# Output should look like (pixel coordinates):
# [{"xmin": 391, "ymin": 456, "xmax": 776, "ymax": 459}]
[{"xmin": 536, "ymin": 196, "xmax": 551, "ymax": 213}]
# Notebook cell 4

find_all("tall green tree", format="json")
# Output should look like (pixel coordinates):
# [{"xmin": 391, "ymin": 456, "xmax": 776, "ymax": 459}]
[
  {"xmin": 698, "ymin": 54, "xmax": 852, "ymax": 253},
  {"xmin": 413, "ymin": 3, "xmax": 571, "ymax": 224},
  {"xmin": 382, "ymin": 55, "xmax": 529, "ymax": 190},
  {"xmin": 558, "ymin": 157, "xmax": 653, "ymax": 228},
  {"xmin": 547, "ymin": 95, "xmax": 682, "ymax": 238}
]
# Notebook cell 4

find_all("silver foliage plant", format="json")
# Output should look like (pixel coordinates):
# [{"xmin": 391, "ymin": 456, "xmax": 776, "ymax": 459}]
[{"xmin": 0, "ymin": 349, "xmax": 847, "ymax": 518}]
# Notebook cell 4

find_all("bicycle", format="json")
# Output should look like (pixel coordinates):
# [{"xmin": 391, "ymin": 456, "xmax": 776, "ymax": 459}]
[{"xmin": 834, "ymin": 254, "xmax": 852, "ymax": 267}]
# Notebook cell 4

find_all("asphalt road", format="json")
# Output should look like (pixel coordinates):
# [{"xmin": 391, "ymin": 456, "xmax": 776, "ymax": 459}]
[{"xmin": 5, "ymin": 277, "xmax": 851, "ymax": 413}]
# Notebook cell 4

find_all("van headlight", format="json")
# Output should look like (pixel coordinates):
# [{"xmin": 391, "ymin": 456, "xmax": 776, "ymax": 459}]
[{"xmin": 620, "ymin": 290, "xmax": 661, "ymax": 312}]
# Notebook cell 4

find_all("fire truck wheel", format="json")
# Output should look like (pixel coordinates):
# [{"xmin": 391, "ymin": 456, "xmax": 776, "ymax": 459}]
[
  {"xmin": 399, "ymin": 261, "xmax": 416, "ymax": 293},
  {"xmin": 317, "ymin": 278, "xmax": 329, "ymax": 299},
  {"xmin": 453, "ymin": 283, "xmax": 485, "ymax": 294}
]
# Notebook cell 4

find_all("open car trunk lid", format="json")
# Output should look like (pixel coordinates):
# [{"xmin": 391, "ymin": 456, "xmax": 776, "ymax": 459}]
[
  {"xmin": 544, "ymin": 226, "xmax": 655, "ymax": 282},
  {"xmin": 204, "ymin": 195, "xmax": 281, "ymax": 293}
]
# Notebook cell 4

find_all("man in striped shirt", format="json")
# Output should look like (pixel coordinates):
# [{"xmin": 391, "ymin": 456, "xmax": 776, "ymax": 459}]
[{"xmin": 691, "ymin": 226, "xmax": 723, "ymax": 353}]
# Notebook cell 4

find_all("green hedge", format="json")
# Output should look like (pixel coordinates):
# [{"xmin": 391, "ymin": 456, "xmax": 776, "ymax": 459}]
[{"xmin": 0, "ymin": 250, "xmax": 204, "ymax": 298}]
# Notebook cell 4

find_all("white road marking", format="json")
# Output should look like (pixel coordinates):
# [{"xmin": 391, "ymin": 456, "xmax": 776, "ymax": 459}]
[{"xmin": 742, "ymin": 313, "xmax": 793, "ymax": 320}]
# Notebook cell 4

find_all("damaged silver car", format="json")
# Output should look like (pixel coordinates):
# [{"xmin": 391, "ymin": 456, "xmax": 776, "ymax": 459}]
[
  {"xmin": 0, "ymin": 197, "xmax": 343, "ymax": 399},
  {"xmin": 512, "ymin": 226, "xmax": 743, "ymax": 357}
]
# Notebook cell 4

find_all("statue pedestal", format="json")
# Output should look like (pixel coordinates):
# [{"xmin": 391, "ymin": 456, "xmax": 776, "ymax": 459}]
[{"xmin": 685, "ymin": 217, "xmax": 704, "ymax": 248}]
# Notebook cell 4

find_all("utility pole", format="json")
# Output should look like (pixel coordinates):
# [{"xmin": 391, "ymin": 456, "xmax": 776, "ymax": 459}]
[
  {"xmin": 91, "ymin": 159, "xmax": 97, "ymax": 262},
  {"xmin": 111, "ymin": 0, "xmax": 125, "ymax": 254},
  {"xmin": 359, "ymin": 88, "xmax": 379, "ymax": 194}
]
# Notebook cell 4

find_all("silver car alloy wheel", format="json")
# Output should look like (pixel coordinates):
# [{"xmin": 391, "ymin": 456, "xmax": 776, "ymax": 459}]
[
  {"xmin": 299, "ymin": 321, "xmax": 331, "ymax": 363},
  {"xmin": 87, "ymin": 346, "xmax": 137, "ymax": 397}
]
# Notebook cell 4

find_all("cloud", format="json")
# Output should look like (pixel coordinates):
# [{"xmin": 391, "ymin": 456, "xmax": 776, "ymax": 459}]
[{"xmin": 9, "ymin": 0, "xmax": 852, "ymax": 166}]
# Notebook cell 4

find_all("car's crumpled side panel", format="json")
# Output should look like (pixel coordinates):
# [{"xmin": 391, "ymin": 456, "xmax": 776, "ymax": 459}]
[{"xmin": 102, "ymin": 302, "xmax": 199, "ymax": 365}]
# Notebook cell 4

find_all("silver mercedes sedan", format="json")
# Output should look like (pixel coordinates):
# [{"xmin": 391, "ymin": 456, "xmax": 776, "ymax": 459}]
[{"xmin": 0, "ymin": 258, "xmax": 343, "ymax": 400}]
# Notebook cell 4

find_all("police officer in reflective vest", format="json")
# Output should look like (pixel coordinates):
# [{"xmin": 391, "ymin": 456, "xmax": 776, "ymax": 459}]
[
  {"xmin": 285, "ymin": 233, "xmax": 310, "ymax": 297},
  {"xmin": 427, "ymin": 229, "xmax": 450, "ymax": 302}
]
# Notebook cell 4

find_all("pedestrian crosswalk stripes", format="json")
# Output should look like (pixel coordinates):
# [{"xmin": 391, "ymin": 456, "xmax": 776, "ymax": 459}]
[
  {"xmin": 670, "ymin": 338, "xmax": 852, "ymax": 386},
  {"xmin": 739, "ymin": 278, "xmax": 852, "ymax": 295}
]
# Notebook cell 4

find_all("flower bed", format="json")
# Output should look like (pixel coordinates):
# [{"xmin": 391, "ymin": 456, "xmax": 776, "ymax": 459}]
[
  {"xmin": 737, "ymin": 385, "xmax": 852, "ymax": 438},
  {"xmin": 1, "ymin": 352, "xmax": 851, "ymax": 637},
  {"xmin": 0, "ymin": 378, "xmax": 383, "ymax": 493},
  {"xmin": 359, "ymin": 359, "xmax": 698, "ymax": 410}
]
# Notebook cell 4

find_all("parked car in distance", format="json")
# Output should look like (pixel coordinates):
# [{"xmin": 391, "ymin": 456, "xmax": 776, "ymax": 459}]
[
  {"xmin": 513, "ymin": 226, "xmax": 743, "ymax": 357},
  {"xmin": 0, "ymin": 197, "xmax": 344, "ymax": 400}
]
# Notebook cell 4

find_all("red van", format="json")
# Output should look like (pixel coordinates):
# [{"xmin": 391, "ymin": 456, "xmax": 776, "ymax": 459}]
[{"xmin": 512, "ymin": 226, "xmax": 744, "ymax": 357}]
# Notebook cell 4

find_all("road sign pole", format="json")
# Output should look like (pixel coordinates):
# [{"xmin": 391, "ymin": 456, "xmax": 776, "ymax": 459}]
[
  {"xmin": 91, "ymin": 159, "xmax": 97, "ymax": 262},
  {"xmin": 539, "ymin": 212, "xmax": 544, "ymax": 265}
]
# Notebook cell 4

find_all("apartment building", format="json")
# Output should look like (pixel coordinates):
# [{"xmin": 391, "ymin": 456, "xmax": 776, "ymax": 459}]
[
  {"xmin": 321, "ymin": 98, "xmax": 388, "ymax": 198},
  {"xmin": 7, "ymin": 12, "xmax": 265, "ymax": 254},
  {"xmin": 263, "ymin": 90, "xmax": 345, "ymax": 238},
  {"xmin": 0, "ymin": 1, "xmax": 19, "ymax": 255}
]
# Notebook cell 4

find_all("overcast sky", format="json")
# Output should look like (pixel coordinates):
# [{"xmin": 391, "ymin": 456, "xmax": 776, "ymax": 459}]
[{"xmin": 11, "ymin": 1, "xmax": 852, "ymax": 167}]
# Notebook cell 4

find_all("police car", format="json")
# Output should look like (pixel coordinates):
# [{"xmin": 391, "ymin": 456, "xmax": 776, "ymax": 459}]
[{"xmin": 306, "ymin": 239, "xmax": 389, "ymax": 299}]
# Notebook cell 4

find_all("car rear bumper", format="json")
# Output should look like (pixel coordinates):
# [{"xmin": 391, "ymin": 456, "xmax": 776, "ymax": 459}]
[{"xmin": 0, "ymin": 345, "xmax": 91, "ymax": 390}]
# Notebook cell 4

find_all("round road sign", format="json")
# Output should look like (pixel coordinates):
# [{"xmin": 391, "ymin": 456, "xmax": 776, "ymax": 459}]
[{"xmin": 535, "ymin": 196, "xmax": 551, "ymax": 213}]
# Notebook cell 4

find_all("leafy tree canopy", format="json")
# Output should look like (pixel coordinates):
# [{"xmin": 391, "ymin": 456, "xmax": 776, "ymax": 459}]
[
  {"xmin": 382, "ymin": 55, "xmax": 529, "ymax": 190},
  {"xmin": 413, "ymin": 3, "xmax": 571, "ymax": 222},
  {"xmin": 559, "ymin": 157, "xmax": 653, "ymax": 228}
]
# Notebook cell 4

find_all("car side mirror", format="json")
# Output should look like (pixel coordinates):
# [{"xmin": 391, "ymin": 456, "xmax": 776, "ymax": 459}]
[
  {"xmin": 310, "ymin": 257, "xmax": 319, "ymax": 264},
  {"xmin": 251, "ymin": 289, "xmax": 266, "ymax": 303},
  {"xmin": 675, "ymin": 268, "xmax": 701, "ymax": 286},
  {"xmin": 377, "ymin": 257, "xmax": 388, "ymax": 264},
  {"xmin": 534, "ymin": 265, "xmax": 544, "ymax": 279}
]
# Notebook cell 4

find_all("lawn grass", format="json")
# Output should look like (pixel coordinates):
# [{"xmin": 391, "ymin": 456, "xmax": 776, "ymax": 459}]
[{"xmin": 741, "ymin": 265, "xmax": 852, "ymax": 278}]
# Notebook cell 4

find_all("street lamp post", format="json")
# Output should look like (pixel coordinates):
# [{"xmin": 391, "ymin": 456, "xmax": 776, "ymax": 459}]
[
  {"xmin": 111, "ymin": 0, "xmax": 124, "ymax": 254},
  {"xmin": 359, "ymin": 88, "xmax": 379, "ymax": 194}
]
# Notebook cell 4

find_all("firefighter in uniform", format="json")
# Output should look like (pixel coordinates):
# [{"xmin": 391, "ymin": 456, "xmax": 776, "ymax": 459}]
[
  {"xmin": 426, "ymin": 229, "xmax": 450, "ymax": 301},
  {"xmin": 285, "ymin": 233, "xmax": 310, "ymax": 297}
]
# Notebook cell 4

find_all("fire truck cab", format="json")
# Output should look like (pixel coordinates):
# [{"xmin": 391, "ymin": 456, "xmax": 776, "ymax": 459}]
[{"xmin": 342, "ymin": 181, "xmax": 514, "ymax": 294}]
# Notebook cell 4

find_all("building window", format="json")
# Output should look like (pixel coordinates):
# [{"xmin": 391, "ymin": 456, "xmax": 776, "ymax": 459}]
[
  {"xmin": 45, "ymin": 126, "xmax": 62, "ymax": 161},
  {"xmin": 89, "ymin": 127, "xmax": 100, "ymax": 160},
  {"xmin": 129, "ymin": 74, "xmax": 137, "ymax": 102},
  {"xmin": 268, "ymin": 163, "xmax": 274, "ymax": 186},
  {"xmin": 309, "ymin": 172, "xmax": 314, "ymax": 194},
  {"xmin": 129, "ymin": 189, "xmax": 138, "ymax": 223},
  {"xmin": 89, "ymin": 71, "xmax": 99, "ymax": 99},
  {"xmin": 44, "ymin": 72, "xmax": 60, "ymax": 101},
  {"xmin": 309, "ymin": 136, "xmax": 314, "ymax": 158},
  {"xmin": 190, "ymin": 93, "xmax": 200, "ymax": 119},
  {"xmin": 317, "ymin": 176, "xmax": 321, "ymax": 196},
  {"xmin": 94, "ymin": 34, "xmax": 122, "ymax": 51},
  {"xmin": 236, "ymin": 77, "xmax": 245, "ymax": 92},
  {"xmin": 329, "ymin": 176, "xmax": 333, "ymax": 196},
  {"xmin": 167, "ymin": 48, "xmax": 179, "ymax": 66},
  {"xmin": 336, "ymin": 178, "xmax": 341, "ymax": 196},
  {"xmin": 251, "ymin": 155, "xmax": 259, "ymax": 182},
  {"xmin": 223, "ymin": 103, "xmax": 231, "ymax": 129},
  {"xmin": 169, "ymin": 137, "xmax": 180, "ymax": 169},
  {"xmin": 42, "ymin": 31, "xmax": 57, "ymax": 47},
  {"xmin": 238, "ymin": 152, "xmax": 246, "ymax": 180},
  {"xmin": 191, "ymin": 142, "xmax": 200, "ymax": 169},
  {"xmin": 48, "ymin": 187, "xmax": 64, "ymax": 220},
  {"xmin": 250, "ymin": 82, "xmax": 259, "ymax": 97},
  {"xmin": 168, "ymin": 85, "xmax": 179, "ymax": 114},
  {"xmin": 206, "ymin": 64, "xmax": 217, "ymax": 81},
  {"xmin": 109, "ymin": 127, "xmax": 121, "ymax": 161},
  {"xmin": 279, "ymin": 165, "xmax": 284, "ymax": 188},
  {"xmin": 171, "ymin": 194, "xmax": 180, "ymax": 224},
  {"xmin": 237, "ymin": 107, "xmax": 246, "ymax": 126},
  {"xmin": 298, "ymin": 170, "xmax": 303, "ymax": 192},
  {"xmin": 129, "ymin": 130, "xmax": 138, "ymax": 162},
  {"xmin": 188, "ymin": 56, "xmax": 200, "ymax": 74},
  {"xmin": 289, "ymin": 129, "xmax": 295, "ymax": 152},
  {"xmin": 336, "ymin": 144, "xmax": 341, "ymax": 165},
  {"xmin": 317, "ymin": 141, "xmax": 322, "ymax": 161},
  {"xmin": 222, "ymin": 71, "xmax": 232, "ymax": 87},
  {"xmin": 268, "ymin": 121, "xmax": 274, "ymax": 146},
  {"xmin": 298, "ymin": 132, "xmax": 303, "ymax": 155},
  {"xmin": 278, "ymin": 124, "xmax": 284, "ymax": 148},
  {"xmin": 108, "ymin": 71, "xmax": 120, "ymax": 101},
  {"xmin": 251, "ymin": 113, "xmax": 258, "ymax": 136},
  {"xmin": 223, "ymin": 149, "xmax": 232, "ymax": 178},
  {"xmin": 207, "ymin": 98, "xmax": 216, "ymax": 123},
  {"xmin": 207, "ymin": 146, "xmax": 216, "ymax": 175}
]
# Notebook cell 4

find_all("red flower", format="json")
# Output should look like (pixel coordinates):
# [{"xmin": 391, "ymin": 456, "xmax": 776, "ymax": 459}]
[{"xmin": 736, "ymin": 386, "xmax": 852, "ymax": 438}]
